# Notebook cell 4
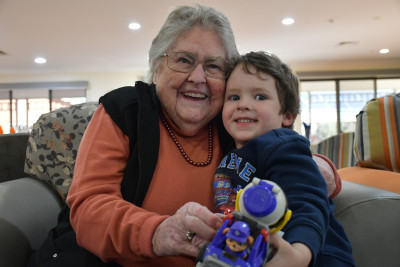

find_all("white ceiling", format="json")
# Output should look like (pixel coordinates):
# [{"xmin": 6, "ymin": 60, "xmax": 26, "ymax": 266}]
[{"xmin": 1, "ymin": 0, "xmax": 400, "ymax": 77}]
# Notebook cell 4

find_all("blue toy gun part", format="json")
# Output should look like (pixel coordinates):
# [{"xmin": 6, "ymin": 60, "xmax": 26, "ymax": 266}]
[
  {"xmin": 196, "ymin": 212, "xmax": 270, "ymax": 267},
  {"xmin": 236, "ymin": 178, "xmax": 292, "ymax": 233}
]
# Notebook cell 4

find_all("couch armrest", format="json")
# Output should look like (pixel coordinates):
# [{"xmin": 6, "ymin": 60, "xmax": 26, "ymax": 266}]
[
  {"xmin": 334, "ymin": 180, "xmax": 400, "ymax": 267},
  {"xmin": 0, "ymin": 177, "xmax": 63, "ymax": 267},
  {"xmin": 338, "ymin": 166, "xmax": 400, "ymax": 193}
]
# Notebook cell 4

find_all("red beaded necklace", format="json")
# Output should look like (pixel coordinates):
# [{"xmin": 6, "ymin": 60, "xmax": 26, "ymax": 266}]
[{"xmin": 160, "ymin": 112, "xmax": 213, "ymax": 167}]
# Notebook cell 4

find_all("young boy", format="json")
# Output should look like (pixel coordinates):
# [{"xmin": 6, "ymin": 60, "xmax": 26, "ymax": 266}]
[{"xmin": 213, "ymin": 51, "xmax": 355, "ymax": 266}]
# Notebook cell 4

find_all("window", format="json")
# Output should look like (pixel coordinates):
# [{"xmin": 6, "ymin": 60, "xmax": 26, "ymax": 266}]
[
  {"xmin": 51, "ymin": 89, "xmax": 86, "ymax": 111},
  {"xmin": 299, "ymin": 77, "xmax": 400, "ymax": 145},
  {"xmin": 339, "ymin": 80, "xmax": 374, "ymax": 133},
  {"xmin": 300, "ymin": 81, "xmax": 337, "ymax": 144},
  {"xmin": 377, "ymin": 78, "xmax": 400, "ymax": 96},
  {"xmin": 0, "ymin": 82, "xmax": 87, "ymax": 133}
]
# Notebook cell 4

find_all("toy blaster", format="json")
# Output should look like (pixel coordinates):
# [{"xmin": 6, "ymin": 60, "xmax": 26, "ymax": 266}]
[{"xmin": 196, "ymin": 178, "xmax": 291, "ymax": 267}]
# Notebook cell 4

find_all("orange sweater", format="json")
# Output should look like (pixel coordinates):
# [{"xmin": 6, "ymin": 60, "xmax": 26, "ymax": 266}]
[{"xmin": 67, "ymin": 104, "xmax": 224, "ymax": 266}]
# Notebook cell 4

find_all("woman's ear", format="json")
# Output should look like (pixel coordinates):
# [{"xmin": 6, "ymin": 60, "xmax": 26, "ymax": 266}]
[
  {"xmin": 282, "ymin": 112, "xmax": 297, "ymax": 128},
  {"xmin": 153, "ymin": 70, "xmax": 159, "ymax": 84},
  {"xmin": 153, "ymin": 61, "xmax": 163, "ymax": 84}
]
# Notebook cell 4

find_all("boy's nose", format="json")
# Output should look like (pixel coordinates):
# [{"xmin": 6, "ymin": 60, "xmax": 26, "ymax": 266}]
[{"xmin": 237, "ymin": 98, "xmax": 251, "ymax": 110}]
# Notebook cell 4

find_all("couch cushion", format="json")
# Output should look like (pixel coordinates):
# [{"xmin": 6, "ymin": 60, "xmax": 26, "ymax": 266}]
[
  {"xmin": 355, "ymin": 94, "xmax": 400, "ymax": 172},
  {"xmin": 0, "ymin": 133, "xmax": 29, "ymax": 182},
  {"xmin": 24, "ymin": 102, "xmax": 98, "ymax": 201},
  {"xmin": 0, "ymin": 177, "xmax": 63, "ymax": 251}
]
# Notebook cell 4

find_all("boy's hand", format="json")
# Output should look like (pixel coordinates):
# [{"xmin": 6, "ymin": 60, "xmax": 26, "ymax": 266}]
[{"xmin": 265, "ymin": 233, "xmax": 312, "ymax": 267}]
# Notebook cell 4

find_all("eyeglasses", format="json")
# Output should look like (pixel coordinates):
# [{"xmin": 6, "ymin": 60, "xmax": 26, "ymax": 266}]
[{"xmin": 163, "ymin": 52, "xmax": 231, "ymax": 79}]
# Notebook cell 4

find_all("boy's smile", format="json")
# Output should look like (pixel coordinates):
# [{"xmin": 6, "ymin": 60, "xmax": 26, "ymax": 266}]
[{"xmin": 223, "ymin": 63, "xmax": 295, "ymax": 148}]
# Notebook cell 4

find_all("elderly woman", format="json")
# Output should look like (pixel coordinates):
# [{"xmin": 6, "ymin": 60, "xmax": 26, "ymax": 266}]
[
  {"xmin": 29, "ymin": 5, "xmax": 239, "ymax": 267},
  {"xmin": 29, "ymin": 5, "xmax": 339, "ymax": 267}
]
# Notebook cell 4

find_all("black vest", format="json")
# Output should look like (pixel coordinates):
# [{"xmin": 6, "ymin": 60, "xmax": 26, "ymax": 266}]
[{"xmin": 100, "ymin": 82, "xmax": 160, "ymax": 206}]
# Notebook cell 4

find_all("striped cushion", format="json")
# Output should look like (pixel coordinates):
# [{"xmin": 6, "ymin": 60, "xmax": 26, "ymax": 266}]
[
  {"xmin": 313, "ymin": 132, "xmax": 356, "ymax": 169},
  {"xmin": 355, "ymin": 94, "xmax": 400, "ymax": 172}
]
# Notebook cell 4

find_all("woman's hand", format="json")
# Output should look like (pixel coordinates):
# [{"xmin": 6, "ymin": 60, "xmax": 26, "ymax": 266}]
[
  {"xmin": 265, "ymin": 233, "xmax": 312, "ymax": 267},
  {"xmin": 152, "ymin": 202, "xmax": 223, "ymax": 257}
]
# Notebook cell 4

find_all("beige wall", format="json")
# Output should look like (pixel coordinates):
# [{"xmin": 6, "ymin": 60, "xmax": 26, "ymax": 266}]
[{"xmin": 0, "ymin": 70, "xmax": 146, "ymax": 101}]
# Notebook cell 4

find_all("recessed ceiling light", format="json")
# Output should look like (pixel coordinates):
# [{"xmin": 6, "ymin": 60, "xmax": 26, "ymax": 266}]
[
  {"xmin": 128, "ymin": 22, "xmax": 141, "ymax": 30},
  {"xmin": 282, "ymin": 17, "xmax": 295, "ymax": 25},
  {"xmin": 379, "ymin": 48, "xmax": 389, "ymax": 54},
  {"xmin": 34, "ymin": 57, "xmax": 46, "ymax": 64}
]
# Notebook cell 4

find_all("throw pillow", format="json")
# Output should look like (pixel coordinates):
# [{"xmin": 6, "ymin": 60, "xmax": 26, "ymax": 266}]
[
  {"xmin": 354, "ymin": 94, "xmax": 400, "ymax": 172},
  {"xmin": 24, "ymin": 102, "xmax": 98, "ymax": 201}
]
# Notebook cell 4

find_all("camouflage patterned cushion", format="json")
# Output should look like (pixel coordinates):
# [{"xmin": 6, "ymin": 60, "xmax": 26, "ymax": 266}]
[{"xmin": 24, "ymin": 102, "xmax": 98, "ymax": 201}]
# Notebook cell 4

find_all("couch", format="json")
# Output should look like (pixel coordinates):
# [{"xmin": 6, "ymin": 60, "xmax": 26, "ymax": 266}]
[
  {"xmin": 0, "ymin": 133, "xmax": 29, "ymax": 183},
  {"xmin": 1, "ymin": 101, "xmax": 400, "ymax": 267},
  {"xmin": 313, "ymin": 94, "xmax": 400, "ymax": 194}
]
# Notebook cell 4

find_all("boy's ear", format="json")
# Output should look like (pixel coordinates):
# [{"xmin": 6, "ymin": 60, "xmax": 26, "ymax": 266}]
[{"xmin": 282, "ymin": 112, "xmax": 297, "ymax": 127}]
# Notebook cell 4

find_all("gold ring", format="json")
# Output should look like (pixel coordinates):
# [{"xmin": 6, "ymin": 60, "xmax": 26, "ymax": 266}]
[{"xmin": 186, "ymin": 231, "xmax": 195, "ymax": 242}]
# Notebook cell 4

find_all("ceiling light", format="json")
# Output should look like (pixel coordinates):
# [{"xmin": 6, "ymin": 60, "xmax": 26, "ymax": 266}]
[
  {"xmin": 34, "ymin": 57, "xmax": 46, "ymax": 64},
  {"xmin": 128, "ymin": 22, "xmax": 141, "ymax": 30},
  {"xmin": 379, "ymin": 48, "xmax": 389, "ymax": 54},
  {"xmin": 282, "ymin": 17, "xmax": 295, "ymax": 25}
]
